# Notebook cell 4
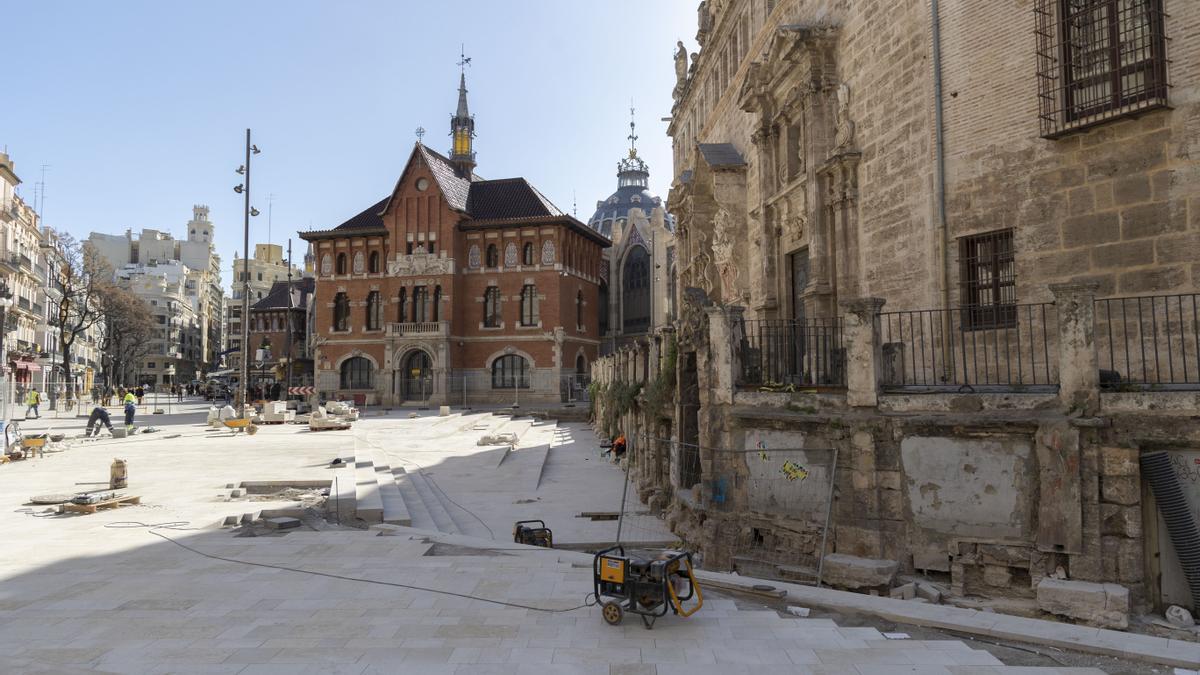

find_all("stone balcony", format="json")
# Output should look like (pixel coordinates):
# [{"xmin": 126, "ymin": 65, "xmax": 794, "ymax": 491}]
[{"xmin": 387, "ymin": 321, "xmax": 449, "ymax": 338}]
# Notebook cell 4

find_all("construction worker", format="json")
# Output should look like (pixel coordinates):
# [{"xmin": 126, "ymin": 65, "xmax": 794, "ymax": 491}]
[
  {"xmin": 85, "ymin": 406, "xmax": 114, "ymax": 437},
  {"xmin": 122, "ymin": 388, "xmax": 137, "ymax": 427},
  {"xmin": 24, "ymin": 387, "xmax": 41, "ymax": 419}
]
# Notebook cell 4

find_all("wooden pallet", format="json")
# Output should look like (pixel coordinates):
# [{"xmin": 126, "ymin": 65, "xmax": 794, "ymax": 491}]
[{"xmin": 61, "ymin": 495, "xmax": 141, "ymax": 515}]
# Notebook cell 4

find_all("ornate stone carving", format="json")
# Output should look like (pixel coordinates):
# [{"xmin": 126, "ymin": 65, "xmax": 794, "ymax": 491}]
[
  {"xmin": 352, "ymin": 252, "xmax": 365, "ymax": 274},
  {"xmin": 711, "ymin": 208, "xmax": 739, "ymax": 300},
  {"xmin": 541, "ymin": 239, "xmax": 556, "ymax": 265},
  {"xmin": 504, "ymin": 242, "xmax": 518, "ymax": 267},
  {"xmin": 468, "ymin": 244, "xmax": 480, "ymax": 269},
  {"xmin": 834, "ymin": 84, "xmax": 856, "ymax": 151},
  {"xmin": 388, "ymin": 252, "xmax": 454, "ymax": 276},
  {"xmin": 321, "ymin": 254, "xmax": 332, "ymax": 276},
  {"xmin": 677, "ymin": 286, "xmax": 712, "ymax": 350}
]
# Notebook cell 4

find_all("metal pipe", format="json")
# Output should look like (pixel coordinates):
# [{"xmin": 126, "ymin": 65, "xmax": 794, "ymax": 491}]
[{"xmin": 931, "ymin": 0, "xmax": 953, "ymax": 372}]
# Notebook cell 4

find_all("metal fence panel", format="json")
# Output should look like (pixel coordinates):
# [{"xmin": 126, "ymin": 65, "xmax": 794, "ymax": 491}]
[{"xmin": 1096, "ymin": 293, "xmax": 1200, "ymax": 389}]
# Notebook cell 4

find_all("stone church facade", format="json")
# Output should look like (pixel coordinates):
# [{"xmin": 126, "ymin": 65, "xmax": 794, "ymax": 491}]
[
  {"xmin": 593, "ymin": 0, "xmax": 1200, "ymax": 620},
  {"xmin": 301, "ymin": 73, "xmax": 608, "ymax": 406}
]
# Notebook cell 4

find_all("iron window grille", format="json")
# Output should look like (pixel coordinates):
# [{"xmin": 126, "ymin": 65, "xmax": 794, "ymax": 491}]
[
  {"xmin": 483, "ymin": 286, "xmax": 502, "ymax": 327},
  {"xmin": 365, "ymin": 291, "xmax": 381, "ymax": 330},
  {"xmin": 411, "ymin": 286, "xmax": 429, "ymax": 323},
  {"xmin": 485, "ymin": 244, "xmax": 499, "ymax": 268},
  {"xmin": 520, "ymin": 284, "xmax": 539, "ymax": 326},
  {"xmin": 333, "ymin": 292, "xmax": 350, "ymax": 331},
  {"xmin": 959, "ymin": 229, "xmax": 1017, "ymax": 330},
  {"xmin": 492, "ymin": 354, "xmax": 529, "ymax": 389},
  {"xmin": 1036, "ymin": 0, "xmax": 1169, "ymax": 138}
]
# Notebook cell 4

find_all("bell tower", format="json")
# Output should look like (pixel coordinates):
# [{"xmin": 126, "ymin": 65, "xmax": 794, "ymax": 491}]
[{"xmin": 449, "ymin": 49, "xmax": 476, "ymax": 177}]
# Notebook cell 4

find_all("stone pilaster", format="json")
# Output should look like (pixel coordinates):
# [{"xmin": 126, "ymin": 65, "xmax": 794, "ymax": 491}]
[
  {"xmin": 1049, "ymin": 282, "xmax": 1100, "ymax": 414},
  {"xmin": 840, "ymin": 297, "xmax": 885, "ymax": 407},
  {"xmin": 704, "ymin": 305, "xmax": 744, "ymax": 406}
]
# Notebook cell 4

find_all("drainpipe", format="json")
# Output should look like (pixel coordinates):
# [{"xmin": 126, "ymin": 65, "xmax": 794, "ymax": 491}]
[{"xmin": 931, "ymin": 0, "xmax": 953, "ymax": 374}]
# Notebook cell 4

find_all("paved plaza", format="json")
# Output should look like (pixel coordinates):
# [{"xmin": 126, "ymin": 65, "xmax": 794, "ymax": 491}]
[{"xmin": 0, "ymin": 399, "xmax": 1178, "ymax": 673}]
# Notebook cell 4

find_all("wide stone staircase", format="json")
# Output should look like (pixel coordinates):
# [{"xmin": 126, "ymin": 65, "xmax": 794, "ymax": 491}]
[{"xmin": 334, "ymin": 449, "xmax": 492, "ymax": 538}]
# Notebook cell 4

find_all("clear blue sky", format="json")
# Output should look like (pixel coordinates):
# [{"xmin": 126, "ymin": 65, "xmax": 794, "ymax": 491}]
[{"xmin": 3, "ymin": 1, "xmax": 697, "ymax": 286}]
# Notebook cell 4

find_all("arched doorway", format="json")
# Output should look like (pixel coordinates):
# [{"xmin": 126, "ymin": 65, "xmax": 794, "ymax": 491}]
[{"xmin": 401, "ymin": 350, "xmax": 432, "ymax": 401}]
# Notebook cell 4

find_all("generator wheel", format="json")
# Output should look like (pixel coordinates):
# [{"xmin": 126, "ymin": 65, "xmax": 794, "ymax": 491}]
[
  {"xmin": 601, "ymin": 601, "xmax": 623, "ymax": 625},
  {"xmin": 246, "ymin": 424, "xmax": 259, "ymax": 436}
]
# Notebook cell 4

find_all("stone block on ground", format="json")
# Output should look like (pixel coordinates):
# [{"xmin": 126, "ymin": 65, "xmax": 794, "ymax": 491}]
[
  {"xmin": 915, "ymin": 581, "xmax": 944, "ymax": 604},
  {"xmin": 478, "ymin": 432, "xmax": 518, "ymax": 446},
  {"xmin": 821, "ymin": 553, "xmax": 899, "ymax": 589},
  {"xmin": 1036, "ymin": 578, "xmax": 1130, "ymax": 629},
  {"xmin": 889, "ymin": 582, "xmax": 916, "ymax": 600},
  {"xmin": 264, "ymin": 517, "xmax": 301, "ymax": 530}
]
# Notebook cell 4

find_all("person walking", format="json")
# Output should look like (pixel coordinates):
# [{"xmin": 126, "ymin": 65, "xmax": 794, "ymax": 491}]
[
  {"xmin": 135, "ymin": 385, "xmax": 145, "ymax": 406},
  {"xmin": 24, "ymin": 388, "xmax": 41, "ymax": 419},
  {"xmin": 123, "ymin": 388, "xmax": 137, "ymax": 427},
  {"xmin": 85, "ymin": 406, "xmax": 114, "ymax": 437},
  {"xmin": 176, "ymin": 385, "xmax": 183, "ymax": 403}
]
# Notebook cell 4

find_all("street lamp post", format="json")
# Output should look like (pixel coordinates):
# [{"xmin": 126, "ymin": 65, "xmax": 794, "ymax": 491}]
[{"xmin": 233, "ymin": 129, "xmax": 261, "ymax": 416}]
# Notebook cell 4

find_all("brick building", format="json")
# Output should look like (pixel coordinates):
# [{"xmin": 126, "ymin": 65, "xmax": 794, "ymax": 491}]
[
  {"xmin": 245, "ymin": 276, "xmax": 314, "ymax": 396},
  {"xmin": 300, "ymin": 72, "xmax": 608, "ymax": 406}
]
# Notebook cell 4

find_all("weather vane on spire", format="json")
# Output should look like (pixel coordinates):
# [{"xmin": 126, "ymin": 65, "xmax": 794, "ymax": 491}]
[
  {"xmin": 458, "ymin": 44, "xmax": 472, "ymax": 73},
  {"xmin": 415, "ymin": 127, "xmax": 426, "ymax": 143},
  {"xmin": 627, "ymin": 102, "xmax": 639, "ymax": 157}
]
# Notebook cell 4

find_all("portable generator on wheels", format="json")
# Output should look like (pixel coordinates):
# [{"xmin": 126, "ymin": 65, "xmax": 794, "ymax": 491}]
[
  {"xmin": 512, "ymin": 519, "xmax": 553, "ymax": 548},
  {"xmin": 593, "ymin": 545, "xmax": 703, "ymax": 628}
]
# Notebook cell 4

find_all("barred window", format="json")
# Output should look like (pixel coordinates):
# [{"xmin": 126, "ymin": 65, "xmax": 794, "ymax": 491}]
[
  {"xmin": 959, "ymin": 229, "xmax": 1016, "ymax": 330},
  {"xmin": 333, "ymin": 292, "xmax": 350, "ymax": 331},
  {"xmin": 492, "ymin": 354, "xmax": 529, "ymax": 389},
  {"xmin": 483, "ymin": 286, "xmax": 501, "ymax": 327},
  {"xmin": 485, "ymin": 244, "xmax": 499, "ymax": 268},
  {"xmin": 523, "ymin": 242, "xmax": 534, "ymax": 266},
  {"xmin": 340, "ymin": 356, "xmax": 373, "ymax": 390},
  {"xmin": 396, "ymin": 288, "xmax": 406, "ymax": 322},
  {"xmin": 1036, "ymin": 0, "xmax": 1168, "ymax": 138},
  {"xmin": 520, "ymin": 284, "xmax": 539, "ymax": 326},
  {"xmin": 411, "ymin": 286, "xmax": 429, "ymax": 323},
  {"xmin": 335, "ymin": 253, "xmax": 347, "ymax": 275},
  {"xmin": 365, "ymin": 291, "xmax": 381, "ymax": 331}
]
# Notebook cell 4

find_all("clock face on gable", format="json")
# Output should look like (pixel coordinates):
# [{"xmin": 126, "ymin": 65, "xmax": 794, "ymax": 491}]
[{"xmin": 415, "ymin": 177, "xmax": 429, "ymax": 192}]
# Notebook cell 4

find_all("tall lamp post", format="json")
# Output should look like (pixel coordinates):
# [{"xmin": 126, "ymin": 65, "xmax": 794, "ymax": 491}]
[
  {"xmin": 0, "ymin": 280, "xmax": 12, "ymax": 420},
  {"xmin": 233, "ymin": 129, "xmax": 261, "ymax": 415}
]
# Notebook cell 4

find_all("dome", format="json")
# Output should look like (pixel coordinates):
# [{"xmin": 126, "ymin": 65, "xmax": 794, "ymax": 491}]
[{"xmin": 587, "ymin": 152, "xmax": 671, "ymax": 238}]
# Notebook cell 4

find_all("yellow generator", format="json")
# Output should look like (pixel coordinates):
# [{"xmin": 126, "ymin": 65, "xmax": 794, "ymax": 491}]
[
  {"xmin": 513, "ymin": 519, "xmax": 553, "ymax": 548},
  {"xmin": 593, "ymin": 545, "xmax": 702, "ymax": 628}
]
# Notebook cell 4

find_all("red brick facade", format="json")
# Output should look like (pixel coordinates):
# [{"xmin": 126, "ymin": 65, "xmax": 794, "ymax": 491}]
[{"xmin": 300, "ymin": 144, "xmax": 607, "ymax": 405}]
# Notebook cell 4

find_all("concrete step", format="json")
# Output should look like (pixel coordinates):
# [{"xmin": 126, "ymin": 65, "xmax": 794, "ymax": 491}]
[
  {"xmin": 376, "ymin": 468, "xmax": 411, "ymax": 526},
  {"xmin": 354, "ymin": 454, "xmax": 383, "ymax": 523},
  {"xmin": 391, "ymin": 468, "xmax": 437, "ymax": 531},
  {"xmin": 402, "ymin": 467, "xmax": 460, "ymax": 535}
]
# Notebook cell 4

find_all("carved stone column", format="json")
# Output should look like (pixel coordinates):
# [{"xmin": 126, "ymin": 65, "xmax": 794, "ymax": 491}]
[
  {"xmin": 840, "ymin": 297, "xmax": 885, "ymax": 408},
  {"xmin": 1050, "ymin": 282, "xmax": 1100, "ymax": 413}
]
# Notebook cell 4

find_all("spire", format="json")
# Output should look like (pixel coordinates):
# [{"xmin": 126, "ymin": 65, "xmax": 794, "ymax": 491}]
[
  {"xmin": 449, "ymin": 46, "xmax": 476, "ymax": 177},
  {"xmin": 617, "ymin": 101, "xmax": 649, "ymax": 188}
]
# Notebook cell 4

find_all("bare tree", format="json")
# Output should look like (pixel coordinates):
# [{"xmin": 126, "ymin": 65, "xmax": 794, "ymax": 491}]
[
  {"xmin": 98, "ymin": 286, "xmax": 155, "ymax": 388},
  {"xmin": 46, "ymin": 232, "xmax": 107, "ymax": 404}
]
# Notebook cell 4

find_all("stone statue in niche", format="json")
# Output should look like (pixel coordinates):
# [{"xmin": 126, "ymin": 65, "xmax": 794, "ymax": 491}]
[
  {"xmin": 353, "ymin": 252, "xmax": 365, "ymax": 274},
  {"xmin": 541, "ymin": 240, "xmax": 556, "ymax": 265},
  {"xmin": 504, "ymin": 242, "xmax": 518, "ymax": 267},
  {"xmin": 834, "ymin": 84, "xmax": 856, "ymax": 151},
  {"xmin": 711, "ymin": 208, "xmax": 739, "ymax": 301},
  {"xmin": 468, "ymin": 244, "xmax": 481, "ymax": 269},
  {"xmin": 414, "ymin": 243, "xmax": 427, "ymax": 254}
]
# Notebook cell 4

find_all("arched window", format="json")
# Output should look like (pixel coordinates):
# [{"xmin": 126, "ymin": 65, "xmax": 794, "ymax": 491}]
[
  {"xmin": 598, "ymin": 282, "xmax": 609, "ymax": 335},
  {"xmin": 485, "ymin": 244, "xmax": 499, "ymax": 267},
  {"xmin": 483, "ymin": 286, "xmax": 501, "ymax": 327},
  {"xmin": 368, "ymin": 251, "xmax": 380, "ymax": 273},
  {"xmin": 396, "ymin": 288, "xmax": 406, "ymax": 322},
  {"xmin": 365, "ymin": 291, "xmax": 382, "ymax": 330},
  {"xmin": 335, "ymin": 253, "xmax": 347, "ymax": 275},
  {"xmin": 340, "ymin": 356, "xmax": 373, "ymax": 389},
  {"xmin": 522, "ymin": 242, "xmax": 534, "ymax": 266},
  {"xmin": 432, "ymin": 285, "xmax": 441, "ymax": 322},
  {"xmin": 576, "ymin": 290, "xmax": 584, "ymax": 330},
  {"xmin": 333, "ymin": 292, "xmax": 350, "ymax": 331},
  {"xmin": 411, "ymin": 286, "xmax": 429, "ymax": 322},
  {"xmin": 622, "ymin": 246, "xmax": 650, "ymax": 333},
  {"xmin": 492, "ymin": 354, "xmax": 529, "ymax": 389},
  {"xmin": 520, "ymin": 285, "xmax": 538, "ymax": 326}
]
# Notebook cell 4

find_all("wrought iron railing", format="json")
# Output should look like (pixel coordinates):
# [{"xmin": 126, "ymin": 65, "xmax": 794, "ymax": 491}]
[
  {"xmin": 738, "ymin": 318, "xmax": 845, "ymax": 388},
  {"xmin": 877, "ymin": 303, "xmax": 1058, "ymax": 391},
  {"xmin": 1095, "ymin": 293, "xmax": 1200, "ymax": 390}
]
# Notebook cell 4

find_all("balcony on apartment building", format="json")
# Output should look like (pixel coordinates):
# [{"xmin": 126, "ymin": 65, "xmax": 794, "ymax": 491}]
[{"xmin": 386, "ymin": 321, "xmax": 450, "ymax": 338}]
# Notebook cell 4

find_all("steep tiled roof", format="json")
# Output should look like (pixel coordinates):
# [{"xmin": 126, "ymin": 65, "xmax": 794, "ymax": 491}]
[
  {"xmin": 333, "ymin": 197, "xmax": 389, "ymax": 231},
  {"xmin": 251, "ymin": 277, "xmax": 315, "ymax": 311},
  {"xmin": 466, "ymin": 178, "xmax": 567, "ymax": 221},
  {"xmin": 416, "ymin": 144, "xmax": 475, "ymax": 212}
]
